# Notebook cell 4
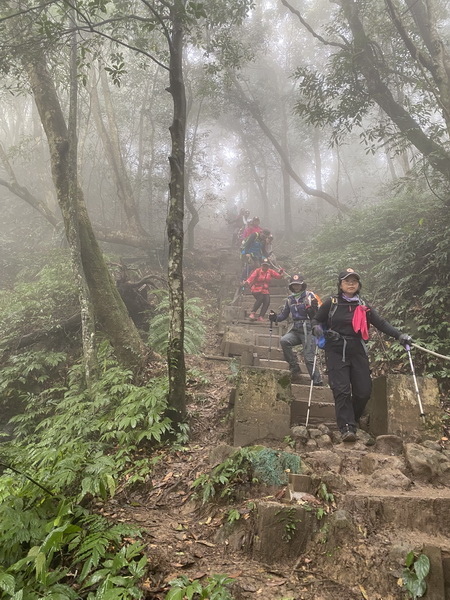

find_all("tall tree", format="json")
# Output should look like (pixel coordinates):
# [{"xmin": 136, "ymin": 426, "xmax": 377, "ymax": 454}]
[
  {"xmin": 23, "ymin": 48, "xmax": 147, "ymax": 370},
  {"xmin": 282, "ymin": 0, "xmax": 450, "ymax": 186}
]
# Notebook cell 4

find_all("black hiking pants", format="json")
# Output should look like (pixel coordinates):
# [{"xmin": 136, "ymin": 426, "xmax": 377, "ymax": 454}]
[
  {"xmin": 325, "ymin": 338, "xmax": 371, "ymax": 433},
  {"xmin": 251, "ymin": 293, "xmax": 270, "ymax": 317}
]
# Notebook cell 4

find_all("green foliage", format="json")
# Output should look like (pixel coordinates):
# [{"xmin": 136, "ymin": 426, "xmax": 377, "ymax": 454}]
[
  {"xmin": 191, "ymin": 448, "xmax": 253, "ymax": 504},
  {"xmin": 0, "ymin": 497, "xmax": 147, "ymax": 599},
  {"xmin": 0, "ymin": 250, "xmax": 78, "ymax": 346},
  {"xmin": 250, "ymin": 448, "xmax": 300, "ymax": 486},
  {"xmin": 148, "ymin": 291, "xmax": 206, "ymax": 355},
  {"xmin": 165, "ymin": 574, "xmax": 234, "ymax": 600},
  {"xmin": 299, "ymin": 185, "xmax": 450, "ymax": 388},
  {"xmin": 3, "ymin": 343, "xmax": 171, "ymax": 502},
  {"xmin": 0, "ymin": 342, "xmax": 176, "ymax": 598},
  {"xmin": 401, "ymin": 551, "xmax": 430, "ymax": 599},
  {"xmin": 226, "ymin": 508, "xmax": 241, "ymax": 524},
  {"xmin": 283, "ymin": 436, "xmax": 296, "ymax": 449},
  {"xmin": 317, "ymin": 482, "xmax": 334, "ymax": 504},
  {"xmin": 0, "ymin": 349, "xmax": 67, "ymax": 406},
  {"xmin": 275, "ymin": 508, "xmax": 299, "ymax": 542},
  {"xmin": 191, "ymin": 448, "xmax": 301, "ymax": 503}
]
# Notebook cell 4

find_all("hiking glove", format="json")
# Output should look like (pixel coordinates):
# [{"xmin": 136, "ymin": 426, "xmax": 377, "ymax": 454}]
[
  {"xmin": 325, "ymin": 330, "xmax": 340, "ymax": 342},
  {"xmin": 398, "ymin": 333, "xmax": 413, "ymax": 347},
  {"xmin": 269, "ymin": 310, "xmax": 277, "ymax": 322}
]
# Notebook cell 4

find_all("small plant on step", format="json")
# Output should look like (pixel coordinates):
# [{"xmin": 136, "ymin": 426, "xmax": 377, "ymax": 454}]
[
  {"xmin": 165, "ymin": 574, "xmax": 234, "ymax": 600},
  {"xmin": 399, "ymin": 551, "xmax": 430, "ymax": 599},
  {"xmin": 226, "ymin": 508, "xmax": 241, "ymax": 524},
  {"xmin": 317, "ymin": 482, "xmax": 334, "ymax": 504},
  {"xmin": 275, "ymin": 507, "xmax": 300, "ymax": 542},
  {"xmin": 283, "ymin": 435, "xmax": 296, "ymax": 449}
]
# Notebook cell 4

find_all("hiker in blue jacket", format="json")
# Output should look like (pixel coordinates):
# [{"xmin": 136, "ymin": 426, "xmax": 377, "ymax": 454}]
[
  {"xmin": 269, "ymin": 273, "xmax": 323, "ymax": 385},
  {"xmin": 311, "ymin": 268, "xmax": 412, "ymax": 442}
]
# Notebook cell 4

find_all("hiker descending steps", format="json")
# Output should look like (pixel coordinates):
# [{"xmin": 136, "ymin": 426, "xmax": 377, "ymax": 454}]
[
  {"xmin": 311, "ymin": 268, "xmax": 412, "ymax": 442},
  {"xmin": 243, "ymin": 258, "xmax": 284, "ymax": 321},
  {"xmin": 269, "ymin": 273, "xmax": 323, "ymax": 386}
]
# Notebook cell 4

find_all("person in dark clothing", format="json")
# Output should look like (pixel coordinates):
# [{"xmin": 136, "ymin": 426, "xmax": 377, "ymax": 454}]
[
  {"xmin": 311, "ymin": 268, "xmax": 412, "ymax": 442},
  {"xmin": 269, "ymin": 273, "xmax": 323, "ymax": 385},
  {"xmin": 241, "ymin": 228, "xmax": 273, "ymax": 278}
]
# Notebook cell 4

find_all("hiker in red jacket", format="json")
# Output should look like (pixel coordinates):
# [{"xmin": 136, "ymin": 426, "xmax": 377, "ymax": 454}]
[{"xmin": 243, "ymin": 258, "xmax": 284, "ymax": 321}]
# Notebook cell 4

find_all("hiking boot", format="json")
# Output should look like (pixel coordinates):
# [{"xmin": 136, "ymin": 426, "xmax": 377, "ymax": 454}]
[
  {"xmin": 257, "ymin": 316, "xmax": 264, "ymax": 321},
  {"xmin": 341, "ymin": 426, "xmax": 357, "ymax": 443},
  {"xmin": 249, "ymin": 312, "xmax": 256, "ymax": 320},
  {"xmin": 313, "ymin": 381, "xmax": 324, "ymax": 387}
]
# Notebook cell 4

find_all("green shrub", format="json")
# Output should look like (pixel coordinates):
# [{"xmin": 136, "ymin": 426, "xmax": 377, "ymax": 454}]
[
  {"xmin": 148, "ymin": 291, "xmax": 206, "ymax": 354},
  {"xmin": 0, "ymin": 250, "xmax": 78, "ymax": 346},
  {"xmin": 191, "ymin": 448, "xmax": 301, "ymax": 503},
  {"xmin": 165, "ymin": 574, "xmax": 234, "ymax": 600},
  {"xmin": 3, "ymin": 343, "xmax": 171, "ymax": 501}
]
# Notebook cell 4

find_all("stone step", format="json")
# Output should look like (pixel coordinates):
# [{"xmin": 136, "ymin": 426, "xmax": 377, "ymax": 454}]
[
  {"xmin": 222, "ymin": 341, "xmax": 285, "ymax": 361},
  {"xmin": 257, "ymin": 358, "xmax": 290, "ymax": 370},
  {"xmin": 342, "ymin": 492, "xmax": 450, "ymax": 538},
  {"xmin": 291, "ymin": 383, "xmax": 334, "ymax": 402},
  {"xmin": 291, "ymin": 397, "xmax": 336, "ymax": 426}
]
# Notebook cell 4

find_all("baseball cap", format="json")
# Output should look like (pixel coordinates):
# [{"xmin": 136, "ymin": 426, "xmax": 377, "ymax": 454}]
[{"xmin": 339, "ymin": 268, "xmax": 361, "ymax": 281}]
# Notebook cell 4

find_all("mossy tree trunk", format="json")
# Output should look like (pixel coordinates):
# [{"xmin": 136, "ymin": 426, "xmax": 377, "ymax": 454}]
[
  {"xmin": 23, "ymin": 49, "xmax": 147, "ymax": 373},
  {"xmin": 165, "ymin": 2, "xmax": 187, "ymax": 421}
]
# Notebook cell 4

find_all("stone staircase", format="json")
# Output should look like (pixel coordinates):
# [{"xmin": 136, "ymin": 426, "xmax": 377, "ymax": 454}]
[
  {"xmin": 214, "ymin": 252, "xmax": 450, "ymax": 598},
  {"xmin": 219, "ymin": 274, "xmax": 336, "ymax": 431}
]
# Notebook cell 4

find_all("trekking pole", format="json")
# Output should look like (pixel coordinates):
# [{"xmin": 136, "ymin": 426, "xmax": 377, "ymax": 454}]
[
  {"xmin": 268, "ymin": 318, "xmax": 273, "ymax": 364},
  {"xmin": 405, "ymin": 344, "xmax": 426, "ymax": 420},
  {"xmin": 268, "ymin": 258, "xmax": 290, "ymax": 278},
  {"xmin": 305, "ymin": 345, "xmax": 319, "ymax": 428}
]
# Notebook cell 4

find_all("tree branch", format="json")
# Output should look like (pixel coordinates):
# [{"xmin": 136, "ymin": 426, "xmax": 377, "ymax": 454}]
[{"xmin": 281, "ymin": 0, "xmax": 347, "ymax": 49}]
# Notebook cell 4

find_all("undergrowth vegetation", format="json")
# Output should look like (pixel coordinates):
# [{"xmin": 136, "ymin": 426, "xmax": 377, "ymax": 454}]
[
  {"xmin": 299, "ymin": 183, "xmax": 450, "ymax": 388},
  {"xmin": 148, "ymin": 292, "xmax": 206, "ymax": 354},
  {"xmin": 0, "ymin": 250, "xmax": 78, "ymax": 346},
  {"xmin": 0, "ymin": 343, "xmax": 180, "ymax": 598},
  {"xmin": 191, "ymin": 448, "xmax": 301, "ymax": 504}
]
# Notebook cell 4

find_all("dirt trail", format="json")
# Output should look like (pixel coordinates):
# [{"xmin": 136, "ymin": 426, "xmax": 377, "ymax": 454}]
[{"xmin": 104, "ymin": 240, "xmax": 450, "ymax": 600}]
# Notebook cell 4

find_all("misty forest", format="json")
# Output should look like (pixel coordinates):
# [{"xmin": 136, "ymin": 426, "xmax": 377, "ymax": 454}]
[{"xmin": 1, "ymin": 0, "xmax": 450, "ymax": 598}]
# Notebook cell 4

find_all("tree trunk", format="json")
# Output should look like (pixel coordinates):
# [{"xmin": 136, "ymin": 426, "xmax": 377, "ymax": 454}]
[
  {"xmin": 166, "ymin": 3, "xmax": 187, "ymax": 420},
  {"xmin": 68, "ymin": 17, "xmax": 98, "ymax": 383},
  {"xmin": 23, "ymin": 49, "xmax": 147, "ymax": 372},
  {"xmin": 89, "ymin": 66, "xmax": 149, "ymax": 239},
  {"xmin": 185, "ymin": 98, "xmax": 202, "ymax": 251}
]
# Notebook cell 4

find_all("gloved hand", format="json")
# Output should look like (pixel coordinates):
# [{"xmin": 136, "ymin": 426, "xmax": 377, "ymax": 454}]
[
  {"xmin": 311, "ymin": 298, "xmax": 319, "ymax": 311},
  {"xmin": 398, "ymin": 333, "xmax": 413, "ymax": 348},
  {"xmin": 269, "ymin": 310, "xmax": 277, "ymax": 322},
  {"xmin": 325, "ymin": 329, "xmax": 340, "ymax": 342},
  {"xmin": 312, "ymin": 325, "xmax": 323, "ymax": 338}
]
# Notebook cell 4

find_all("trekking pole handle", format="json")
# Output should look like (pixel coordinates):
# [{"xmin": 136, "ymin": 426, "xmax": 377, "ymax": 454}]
[{"xmin": 406, "ymin": 346, "xmax": 426, "ymax": 417}]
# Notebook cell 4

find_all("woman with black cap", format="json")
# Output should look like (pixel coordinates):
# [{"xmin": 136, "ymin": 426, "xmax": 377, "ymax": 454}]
[
  {"xmin": 311, "ymin": 268, "xmax": 412, "ymax": 442},
  {"xmin": 269, "ymin": 273, "xmax": 323, "ymax": 385}
]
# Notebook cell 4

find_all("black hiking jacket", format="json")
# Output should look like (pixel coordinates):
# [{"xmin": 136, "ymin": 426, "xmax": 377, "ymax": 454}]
[{"xmin": 312, "ymin": 295, "xmax": 401, "ymax": 340}]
